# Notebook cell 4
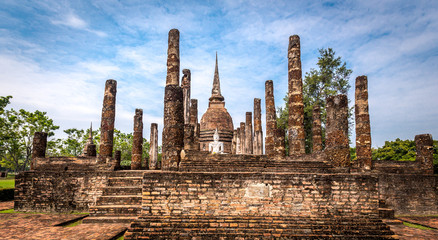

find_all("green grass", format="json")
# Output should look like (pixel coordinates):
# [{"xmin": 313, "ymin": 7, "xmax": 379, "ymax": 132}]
[
  {"xmin": 0, "ymin": 209, "xmax": 14, "ymax": 213},
  {"xmin": 403, "ymin": 221, "xmax": 435, "ymax": 230},
  {"xmin": 63, "ymin": 219, "xmax": 83, "ymax": 227},
  {"xmin": 0, "ymin": 178, "xmax": 15, "ymax": 189}
]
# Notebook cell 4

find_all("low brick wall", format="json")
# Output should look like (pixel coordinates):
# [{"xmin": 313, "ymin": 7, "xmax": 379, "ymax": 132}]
[
  {"xmin": 378, "ymin": 174, "xmax": 438, "ymax": 215},
  {"xmin": 14, "ymin": 171, "xmax": 111, "ymax": 212},
  {"xmin": 141, "ymin": 172, "xmax": 379, "ymax": 218}
]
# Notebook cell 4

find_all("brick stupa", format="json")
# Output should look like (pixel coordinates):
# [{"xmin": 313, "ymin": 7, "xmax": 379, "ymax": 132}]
[{"xmin": 199, "ymin": 53, "xmax": 234, "ymax": 153}]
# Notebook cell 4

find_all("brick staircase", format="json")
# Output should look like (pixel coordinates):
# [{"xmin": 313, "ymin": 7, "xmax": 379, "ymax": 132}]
[
  {"xmin": 379, "ymin": 200, "xmax": 395, "ymax": 219},
  {"xmin": 125, "ymin": 215, "xmax": 396, "ymax": 239},
  {"xmin": 83, "ymin": 171, "xmax": 143, "ymax": 224},
  {"xmin": 179, "ymin": 151, "xmax": 342, "ymax": 173}
]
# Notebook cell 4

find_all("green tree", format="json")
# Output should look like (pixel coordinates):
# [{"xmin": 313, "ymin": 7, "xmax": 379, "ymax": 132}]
[
  {"xmin": 372, "ymin": 138, "xmax": 417, "ymax": 161},
  {"xmin": 61, "ymin": 128, "xmax": 85, "ymax": 156},
  {"xmin": 277, "ymin": 48, "xmax": 352, "ymax": 153},
  {"xmin": 0, "ymin": 97, "xmax": 59, "ymax": 172}
]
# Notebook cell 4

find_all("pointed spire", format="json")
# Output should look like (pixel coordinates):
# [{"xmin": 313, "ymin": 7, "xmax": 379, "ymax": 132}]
[{"xmin": 209, "ymin": 52, "xmax": 224, "ymax": 102}]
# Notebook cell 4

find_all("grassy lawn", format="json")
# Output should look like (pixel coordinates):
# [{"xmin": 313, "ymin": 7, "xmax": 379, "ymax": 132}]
[{"xmin": 0, "ymin": 176, "xmax": 15, "ymax": 189}]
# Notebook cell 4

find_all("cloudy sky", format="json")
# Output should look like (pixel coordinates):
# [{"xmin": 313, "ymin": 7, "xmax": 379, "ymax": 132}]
[{"xmin": 1, "ymin": 0, "xmax": 437, "ymax": 147}]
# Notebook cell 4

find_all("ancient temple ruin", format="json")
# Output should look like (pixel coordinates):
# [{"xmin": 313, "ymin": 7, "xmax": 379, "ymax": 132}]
[{"xmin": 15, "ymin": 28, "xmax": 438, "ymax": 239}]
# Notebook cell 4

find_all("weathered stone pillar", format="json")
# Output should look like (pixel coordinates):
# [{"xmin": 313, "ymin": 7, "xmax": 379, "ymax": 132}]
[
  {"xmin": 245, "ymin": 112, "xmax": 253, "ymax": 154},
  {"xmin": 189, "ymin": 99, "xmax": 200, "ymax": 150},
  {"xmin": 162, "ymin": 29, "xmax": 184, "ymax": 171},
  {"xmin": 325, "ymin": 94, "xmax": 350, "ymax": 167},
  {"xmin": 131, "ymin": 109, "xmax": 143, "ymax": 170},
  {"xmin": 31, "ymin": 132, "xmax": 48, "ymax": 170},
  {"xmin": 253, "ymin": 98, "xmax": 263, "ymax": 155},
  {"xmin": 149, "ymin": 123, "xmax": 158, "ymax": 170},
  {"xmin": 114, "ymin": 150, "xmax": 121, "ymax": 170},
  {"xmin": 184, "ymin": 124, "xmax": 194, "ymax": 150},
  {"xmin": 99, "ymin": 79, "xmax": 117, "ymax": 161},
  {"xmin": 355, "ymin": 76, "xmax": 372, "ymax": 170},
  {"xmin": 232, "ymin": 130, "xmax": 237, "ymax": 154},
  {"xmin": 312, "ymin": 105, "xmax": 323, "ymax": 152},
  {"xmin": 265, "ymin": 80, "xmax": 277, "ymax": 156},
  {"xmin": 236, "ymin": 127, "xmax": 241, "ymax": 154},
  {"xmin": 240, "ymin": 122, "xmax": 245, "ymax": 154},
  {"xmin": 274, "ymin": 129, "xmax": 286, "ymax": 158},
  {"xmin": 415, "ymin": 134, "xmax": 434, "ymax": 174},
  {"xmin": 182, "ymin": 69, "xmax": 191, "ymax": 124},
  {"xmin": 288, "ymin": 35, "xmax": 305, "ymax": 155}
]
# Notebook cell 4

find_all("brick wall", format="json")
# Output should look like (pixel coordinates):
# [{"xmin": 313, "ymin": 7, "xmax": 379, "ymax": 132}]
[
  {"xmin": 378, "ymin": 174, "xmax": 438, "ymax": 215},
  {"xmin": 14, "ymin": 171, "xmax": 110, "ymax": 212},
  {"xmin": 141, "ymin": 172, "xmax": 379, "ymax": 218}
]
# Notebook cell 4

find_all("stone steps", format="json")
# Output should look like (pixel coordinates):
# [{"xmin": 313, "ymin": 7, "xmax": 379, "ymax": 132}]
[
  {"xmin": 125, "ymin": 216, "xmax": 396, "ymax": 239},
  {"xmin": 85, "ymin": 170, "xmax": 143, "ymax": 224}
]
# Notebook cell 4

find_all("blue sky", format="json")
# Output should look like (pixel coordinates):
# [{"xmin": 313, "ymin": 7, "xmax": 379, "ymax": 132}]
[{"xmin": 1, "ymin": 0, "xmax": 437, "ymax": 147}]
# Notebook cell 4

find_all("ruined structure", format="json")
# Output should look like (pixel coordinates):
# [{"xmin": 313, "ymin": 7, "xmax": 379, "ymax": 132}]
[
  {"xmin": 149, "ymin": 123, "xmax": 158, "ymax": 170},
  {"xmin": 253, "ymin": 98, "xmax": 263, "ymax": 155},
  {"xmin": 182, "ymin": 69, "xmax": 191, "ymax": 125},
  {"xmin": 244, "ymin": 112, "xmax": 253, "ymax": 154},
  {"xmin": 15, "ymin": 29, "xmax": 438, "ymax": 240},
  {"xmin": 199, "ymin": 53, "xmax": 234, "ymax": 153},
  {"xmin": 189, "ymin": 99, "xmax": 200, "ymax": 150},
  {"xmin": 355, "ymin": 76, "xmax": 372, "ymax": 170},
  {"xmin": 99, "ymin": 79, "xmax": 117, "ymax": 162},
  {"xmin": 30, "ymin": 132, "xmax": 47, "ymax": 170},
  {"xmin": 82, "ymin": 123, "xmax": 96, "ymax": 157},
  {"xmin": 162, "ymin": 29, "xmax": 184, "ymax": 170},
  {"xmin": 312, "ymin": 105, "xmax": 323, "ymax": 152},
  {"xmin": 325, "ymin": 94, "xmax": 350, "ymax": 167},
  {"xmin": 288, "ymin": 35, "xmax": 305, "ymax": 155},
  {"xmin": 131, "ymin": 109, "xmax": 143, "ymax": 170}
]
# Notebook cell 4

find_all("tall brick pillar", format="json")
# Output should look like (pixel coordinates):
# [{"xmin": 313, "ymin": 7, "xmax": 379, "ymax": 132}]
[
  {"xmin": 236, "ymin": 127, "xmax": 241, "ymax": 154},
  {"xmin": 232, "ymin": 130, "xmax": 237, "ymax": 154},
  {"xmin": 131, "ymin": 109, "xmax": 143, "ymax": 170},
  {"xmin": 245, "ymin": 112, "xmax": 253, "ymax": 154},
  {"xmin": 274, "ymin": 129, "xmax": 286, "ymax": 158},
  {"xmin": 253, "ymin": 98, "xmax": 263, "ymax": 155},
  {"xmin": 415, "ymin": 134, "xmax": 434, "ymax": 174},
  {"xmin": 312, "ymin": 105, "xmax": 323, "ymax": 152},
  {"xmin": 99, "ymin": 79, "xmax": 117, "ymax": 162},
  {"xmin": 182, "ymin": 69, "xmax": 191, "ymax": 124},
  {"xmin": 149, "ymin": 123, "xmax": 158, "ymax": 170},
  {"xmin": 189, "ymin": 99, "xmax": 200, "ymax": 150},
  {"xmin": 114, "ymin": 150, "xmax": 121, "ymax": 170},
  {"xmin": 265, "ymin": 80, "xmax": 277, "ymax": 156},
  {"xmin": 355, "ymin": 76, "xmax": 372, "ymax": 170},
  {"xmin": 183, "ymin": 124, "xmax": 194, "ymax": 150},
  {"xmin": 325, "ymin": 94, "xmax": 350, "ymax": 167},
  {"xmin": 31, "ymin": 132, "xmax": 47, "ymax": 170},
  {"xmin": 240, "ymin": 122, "xmax": 246, "ymax": 154},
  {"xmin": 162, "ymin": 29, "xmax": 184, "ymax": 171},
  {"xmin": 288, "ymin": 35, "xmax": 305, "ymax": 155}
]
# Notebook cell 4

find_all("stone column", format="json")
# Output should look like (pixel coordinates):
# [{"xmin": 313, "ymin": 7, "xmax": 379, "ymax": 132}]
[
  {"xmin": 30, "ymin": 132, "xmax": 48, "ymax": 170},
  {"xmin": 355, "ymin": 76, "xmax": 372, "ymax": 170},
  {"xmin": 265, "ymin": 80, "xmax": 277, "ymax": 156},
  {"xmin": 274, "ymin": 129, "xmax": 286, "ymax": 158},
  {"xmin": 232, "ymin": 130, "xmax": 237, "ymax": 154},
  {"xmin": 288, "ymin": 35, "xmax": 305, "ymax": 155},
  {"xmin": 415, "ymin": 134, "xmax": 434, "ymax": 174},
  {"xmin": 253, "ymin": 98, "xmax": 263, "ymax": 155},
  {"xmin": 312, "ymin": 105, "xmax": 323, "ymax": 152},
  {"xmin": 245, "ymin": 112, "xmax": 253, "ymax": 154},
  {"xmin": 240, "ymin": 122, "xmax": 246, "ymax": 154},
  {"xmin": 236, "ymin": 127, "xmax": 241, "ymax": 154},
  {"xmin": 184, "ymin": 124, "xmax": 194, "ymax": 150},
  {"xmin": 162, "ymin": 29, "xmax": 184, "ymax": 171},
  {"xmin": 149, "ymin": 123, "xmax": 158, "ymax": 170},
  {"xmin": 131, "ymin": 109, "xmax": 143, "ymax": 170},
  {"xmin": 325, "ymin": 94, "xmax": 350, "ymax": 167},
  {"xmin": 114, "ymin": 150, "xmax": 121, "ymax": 170},
  {"xmin": 99, "ymin": 79, "xmax": 117, "ymax": 161},
  {"xmin": 182, "ymin": 69, "xmax": 191, "ymax": 124},
  {"xmin": 189, "ymin": 99, "xmax": 200, "ymax": 150}
]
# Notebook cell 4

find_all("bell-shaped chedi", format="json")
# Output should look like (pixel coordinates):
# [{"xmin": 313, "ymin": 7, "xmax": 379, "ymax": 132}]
[{"xmin": 200, "ymin": 53, "xmax": 234, "ymax": 153}]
